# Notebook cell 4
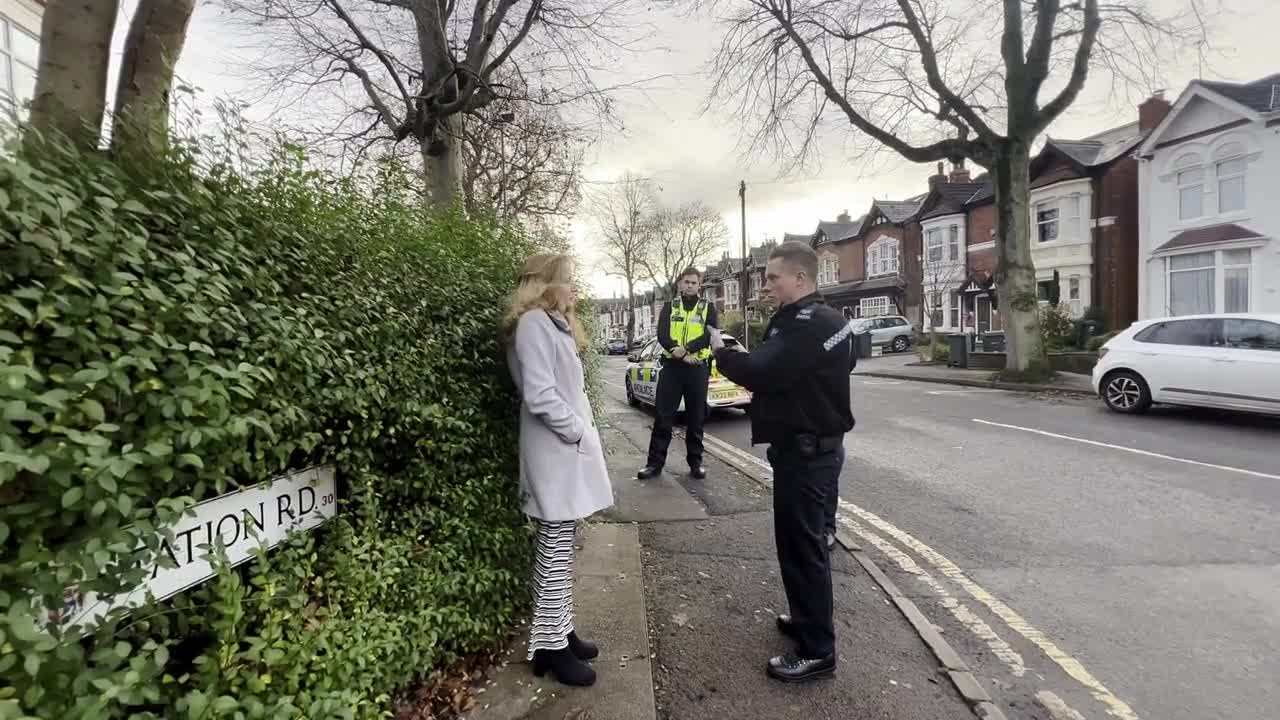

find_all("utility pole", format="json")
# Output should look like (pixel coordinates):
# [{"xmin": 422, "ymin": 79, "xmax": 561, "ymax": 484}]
[{"xmin": 739, "ymin": 180, "xmax": 749, "ymax": 351}]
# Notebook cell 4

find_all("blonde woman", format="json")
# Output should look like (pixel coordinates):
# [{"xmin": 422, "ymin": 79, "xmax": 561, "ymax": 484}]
[{"xmin": 505, "ymin": 253, "xmax": 614, "ymax": 687}]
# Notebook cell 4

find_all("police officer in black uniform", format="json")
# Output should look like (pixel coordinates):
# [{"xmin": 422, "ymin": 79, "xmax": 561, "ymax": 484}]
[{"xmin": 710, "ymin": 241, "xmax": 856, "ymax": 683}]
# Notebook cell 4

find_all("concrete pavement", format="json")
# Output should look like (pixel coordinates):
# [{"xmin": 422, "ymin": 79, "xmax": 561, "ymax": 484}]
[{"xmin": 600, "ymin": 354, "xmax": 1280, "ymax": 720}]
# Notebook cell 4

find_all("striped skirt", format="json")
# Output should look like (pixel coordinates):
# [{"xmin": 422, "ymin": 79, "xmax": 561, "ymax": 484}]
[{"xmin": 527, "ymin": 519, "xmax": 577, "ymax": 660}]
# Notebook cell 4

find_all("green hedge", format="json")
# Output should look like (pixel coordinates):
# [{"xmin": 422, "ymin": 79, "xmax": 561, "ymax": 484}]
[{"xmin": 0, "ymin": 141, "xmax": 541, "ymax": 718}]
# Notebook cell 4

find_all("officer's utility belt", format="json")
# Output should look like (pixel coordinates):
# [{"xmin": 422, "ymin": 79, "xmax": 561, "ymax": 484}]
[
  {"xmin": 774, "ymin": 434, "xmax": 843, "ymax": 457},
  {"xmin": 659, "ymin": 355, "xmax": 707, "ymax": 367}
]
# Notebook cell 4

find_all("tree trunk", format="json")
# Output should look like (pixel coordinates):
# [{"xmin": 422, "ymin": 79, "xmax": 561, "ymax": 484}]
[
  {"xmin": 28, "ymin": 0, "xmax": 119, "ymax": 150},
  {"xmin": 422, "ymin": 115, "xmax": 464, "ymax": 208},
  {"xmin": 992, "ymin": 140, "xmax": 1047, "ymax": 378},
  {"xmin": 111, "ymin": 0, "xmax": 196, "ymax": 161}
]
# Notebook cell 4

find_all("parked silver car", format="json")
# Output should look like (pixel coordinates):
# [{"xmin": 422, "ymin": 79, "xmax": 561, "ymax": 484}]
[{"xmin": 852, "ymin": 315, "xmax": 915, "ymax": 353}]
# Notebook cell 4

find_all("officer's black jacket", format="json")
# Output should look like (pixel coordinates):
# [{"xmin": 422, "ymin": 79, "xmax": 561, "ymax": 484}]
[{"xmin": 713, "ymin": 293, "xmax": 856, "ymax": 445}]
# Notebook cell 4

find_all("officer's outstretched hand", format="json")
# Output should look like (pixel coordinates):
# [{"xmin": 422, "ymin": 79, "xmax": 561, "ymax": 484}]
[{"xmin": 682, "ymin": 355, "xmax": 698, "ymax": 365}]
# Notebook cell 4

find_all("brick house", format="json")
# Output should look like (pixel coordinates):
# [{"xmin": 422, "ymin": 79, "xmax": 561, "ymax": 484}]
[{"xmin": 807, "ymin": 200, "xmax": 922, "ymax": 318}]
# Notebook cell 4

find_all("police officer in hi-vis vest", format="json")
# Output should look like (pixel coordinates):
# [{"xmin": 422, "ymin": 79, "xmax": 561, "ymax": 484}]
[{"xmin": 637, "ymin": 267, "xmax": 719, "ymax": 481}]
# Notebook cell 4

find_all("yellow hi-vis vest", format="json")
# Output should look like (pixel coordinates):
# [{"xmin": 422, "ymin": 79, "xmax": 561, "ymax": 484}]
[{"xmin": 664, "ymin": 299, "xmax": 712, "ymax": 361}]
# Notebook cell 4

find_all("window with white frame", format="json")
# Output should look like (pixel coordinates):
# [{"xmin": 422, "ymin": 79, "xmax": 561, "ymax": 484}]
[
  {"xmin": 929, "ymin": 291, "xmax": 943, "ymax": 327},
  {"xmin": 819, "ymin": 255, "xmax": 839, "ymax": 286},
  {"xmin": 0, "ymin": 15, "xmax": 39, "ymax": 122},
  {"xmin": 750, "ymin": 273, "xmax": 761, "ymax": 297},
  {"xmin": 947, "ymin": 225, "xmax": 960, "ymax": 261},
  {"xmin": 867, "ymin": 236, "xmax": 899, "ymax": 276},
  {"xmin": 1217, "ymin": 156, "xmax": 1246, "ymax": 214},
  {"xmin": 926, "ymin": 228, "xmax": 944, "ymax": 263},
  {"xmin": 1068, "ymin": 276, "xmax": 1081, "ymax": 315},
  {"xmin": 1166, "ymin": 248, "xmax": 1252, "ymax": 316},
  {"xmin": 1036, "ymin": 202, "xmax": 1059, "ymax": 243},
  {"xmin": 1223, "ymin": 248, "xmax": 1251, "ymax": 313},
  {"xmin": 1064, "ymin": 195, "xmax": 1082, "ymax": 240},
  {"xmin": 859, "ymin": 295, "xmax": 890, "ymax": 317},
  {"xmin": 726, "ymin": 281, "xmax": 739, "ymax": 308},
  {"xmin": 949, "ymin": 292, "xmax": 962, "ymax": 328},
  {"xmin": 1176, "ymin": 152, "xmax": 1205, "ymax": 220}
]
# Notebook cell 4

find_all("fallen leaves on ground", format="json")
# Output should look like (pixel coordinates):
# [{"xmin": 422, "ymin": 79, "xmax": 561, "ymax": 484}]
[{"xmin": 394, "ymin": 644, "xmax": 504, "ymax": 720}]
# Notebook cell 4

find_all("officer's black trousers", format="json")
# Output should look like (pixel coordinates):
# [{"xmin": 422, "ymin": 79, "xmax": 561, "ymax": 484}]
[
  {"xmin": 768, "ymin": 443, "xmax": 846, "ymax": 659},
  {"xmin": 645, "ymin": 360, "xmax": 710, "ymax": 469}
]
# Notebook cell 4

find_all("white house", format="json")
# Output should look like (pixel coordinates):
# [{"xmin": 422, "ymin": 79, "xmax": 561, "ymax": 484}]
[
  {"xmin": 0, "ymin": 0, "xmax": 41, "ymax": 123},
  {"xmin": 1137, "ymin": 74, "xmax": 1280, "ymax": 318},
  {"xmin": 919, "ymin": 213, "xmax": 967, "ymax": 331}
]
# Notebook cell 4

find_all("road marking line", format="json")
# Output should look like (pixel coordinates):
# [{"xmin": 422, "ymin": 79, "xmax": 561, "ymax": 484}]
[
  {"xmin": 862, "ymin": 380, "xmax": 905, "ymax": 385},
  {"xmin": 836, "ymin": 512, "xmax": 1027, "ymax": 677},
  {"xmin": 839, "ymin": 500, "xmax": 1140, "ymax": 720},
  {"xmin": 703, "ymin": 429, "xmax": 1138, "ymax": 720},
  {"xmin": 1037, "ymin": 690, "xmax": 1088, "ymax": 720},
  {"xmin": 926, "ymin": 389, "xmax": 1002, "ymax": 395},
  {"xmin": 972, "ymin": 418, "xmax": 1280, "ymax": 481}
]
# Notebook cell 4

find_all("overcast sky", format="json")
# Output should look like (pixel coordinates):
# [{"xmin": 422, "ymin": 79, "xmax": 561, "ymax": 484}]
[{"xmin": 124, "ymin": 0, "xmax": 1280, "ymax": 297}]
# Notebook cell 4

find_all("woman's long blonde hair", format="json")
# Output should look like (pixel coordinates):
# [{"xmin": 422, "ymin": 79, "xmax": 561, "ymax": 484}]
[{"xmin": 505, "ymin": 253, "xmax": 588, "ymax": 350}]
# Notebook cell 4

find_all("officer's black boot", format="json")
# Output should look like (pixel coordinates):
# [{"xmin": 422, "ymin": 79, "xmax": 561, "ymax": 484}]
[
  {"xmin": 637, "ymin": 465, "xmax": 661, "ymax": 480},
  {"xmin": 532, "ymin": 647, "xmax": 596, "ymax": 687},
  {"xmin": 689, "ymin": 465, "xmax": 706, "ymax": 480},
  {"xmin": 766, "ymin": 652, "xmax": 837, "ymax": 683}
]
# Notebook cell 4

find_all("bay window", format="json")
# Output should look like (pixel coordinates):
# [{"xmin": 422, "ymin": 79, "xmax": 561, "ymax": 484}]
[
  {"xmin": 926, "ymin": 228, "xmax": 943, "ymax": 263},
  {"xmin": 1166, "ymin": 248, "xmax": 1252, "ymax": 316},
  {"xmin": 0, "ymin": 16, "xmax": 39, "ymax": 122},
  {"xmin": 1036, "ymin": 202, "xmax": 1059, "ymax": 242},
  {"xmin": 819, "ymin": 255, "xmax": 839, "ymax": 286},
  {"xmin": 867, "ymin": 236, "xmax": 899, "ymax": 277},
  {"xmin": 929, "ymin": 292, "xmax": 943, "ymax": 327}
]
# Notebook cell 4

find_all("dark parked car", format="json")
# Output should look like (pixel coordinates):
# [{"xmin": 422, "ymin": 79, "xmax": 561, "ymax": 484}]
[{"xmin": 605, "ymin": 338, "xmax": 629, "ymax": 355}]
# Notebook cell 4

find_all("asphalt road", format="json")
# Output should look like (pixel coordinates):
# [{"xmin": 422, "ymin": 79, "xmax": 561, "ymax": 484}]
[{"xmin": 600, "ymin": 354, "xmax": 1280, "ymax": 720}]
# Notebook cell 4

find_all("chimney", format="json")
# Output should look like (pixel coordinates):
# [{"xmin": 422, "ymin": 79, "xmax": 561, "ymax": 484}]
[
  {"xmin": 836, "ymin": 210, "xmax": 852, "ymax": 223},
  {"xmin": 1139, "ymin": 90, "xmax": 1172, "ymax": 131},
  {"xmin": 948, "ymin": 159, "xmax": 971, "ymax": 183},
  {"xmin": 928, "ymin": 161, "xmax": 947, "ymax": 190}
]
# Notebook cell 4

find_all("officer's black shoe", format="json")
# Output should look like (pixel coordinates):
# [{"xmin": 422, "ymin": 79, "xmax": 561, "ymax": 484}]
[
  {"xmin": 636, "ymin": 465, "xmax": 662, "ymax": 480},
  {"xmin": 775, "ymin": 614, "xmax": 799, "ymax": 640},
  {"xmin": 689, "ymin": 465, "xmax": 707, "ymax": 480},
  {"xmin": 567, "ymin": 630, "xmax": 598, "ymax": 661},
  {"xmin": 766, "ymin": 652, "xmax": 837, "ymax": 683},
  {"xmin": 532, "ymin": 647, "xmax": 596, "ymax": 687},
  {"xmin": 827, "ymin": 532, "xmax": 837, "ymax": 550}
]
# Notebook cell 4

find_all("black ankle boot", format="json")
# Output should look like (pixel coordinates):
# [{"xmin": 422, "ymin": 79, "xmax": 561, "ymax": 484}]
[
  {"xmin": 567, "ymin": 630, "xmax": 599, "ymax": 660},
  {"xmin": 532, "ymin": 647, "xmax": 596, "ymax": 687}
]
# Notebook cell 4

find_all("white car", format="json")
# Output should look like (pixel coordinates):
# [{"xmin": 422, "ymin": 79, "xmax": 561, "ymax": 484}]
[
  {"xmin": 850, "ymin": 315, "xmax": 915, "ymax": 353},
  {"xmin": 1092, "ymin": 313, "xmax": 1280, "ymax": 415}
]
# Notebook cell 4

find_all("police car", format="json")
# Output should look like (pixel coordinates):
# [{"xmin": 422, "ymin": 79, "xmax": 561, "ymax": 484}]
[{"xmin": 624, "ymin": 336, "xmax": 752, "ymax": 412}]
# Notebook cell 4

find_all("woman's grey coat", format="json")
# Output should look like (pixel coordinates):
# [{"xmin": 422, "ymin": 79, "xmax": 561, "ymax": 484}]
[{"xmin": 508, "ymin": 310, "xmax": 614, "ymax": 521}]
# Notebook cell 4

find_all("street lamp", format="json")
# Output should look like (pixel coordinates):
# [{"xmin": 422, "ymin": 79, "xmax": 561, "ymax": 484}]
[{"xmin": 495, "ymin": 111, "xmax": 515, "ymax": 216}]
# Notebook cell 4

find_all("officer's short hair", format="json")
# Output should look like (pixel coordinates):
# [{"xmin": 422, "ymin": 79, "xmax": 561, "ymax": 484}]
[
  {"xmin": 678, "ymin": 267, "xmax": 702, "ymax": 281},
  {"xmin": 769, "ymin": 241, "xmax": 819, "ymax": 280}
]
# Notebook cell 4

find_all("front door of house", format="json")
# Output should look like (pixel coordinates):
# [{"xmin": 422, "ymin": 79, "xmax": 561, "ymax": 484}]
[{"xmin": 976, "ymin": 296, "xmax": 992, "ymax": 334}]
